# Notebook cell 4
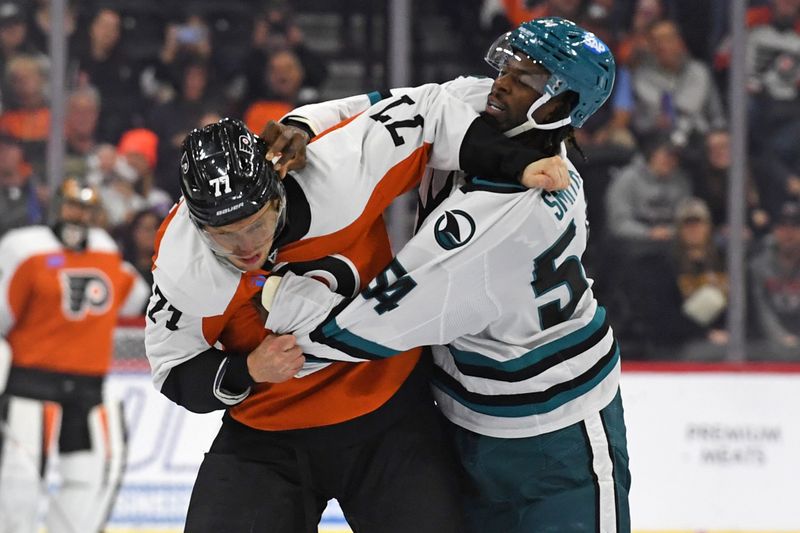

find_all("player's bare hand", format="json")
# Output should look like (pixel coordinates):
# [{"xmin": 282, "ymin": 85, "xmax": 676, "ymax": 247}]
[
  {"xmin": 261, "ymin": 120, "xmax": 309, "ymax": 178},
  {"xmin": 246, "ymin": 334, "xmax": 305, "ymax": 383},
  {"xmin": 520, "ymin": 156, "xmax": 570, "ymax": 191}
]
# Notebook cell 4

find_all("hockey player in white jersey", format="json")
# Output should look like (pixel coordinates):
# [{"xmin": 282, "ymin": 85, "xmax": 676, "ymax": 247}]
[{"xmin": 261, "ymin": 18, "xmax": 630, "ymax": 533}]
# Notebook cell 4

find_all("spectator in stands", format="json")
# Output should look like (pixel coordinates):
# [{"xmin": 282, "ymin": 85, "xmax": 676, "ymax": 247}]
[
  {"xmin": 112, "ymin": 128, "xmax": 171, "ymax": 223},
  {"xmin": 147, "ymin": 55, "xmax": 221, "ymax": 200},
  {"xmin": 91, "ymin": 143, "xmax": 136, "ymax": 225},
  {"xmin": 96, "ymin": 128, "xmax": 170, "ymax": 230},
  {"xmin": 605, "ymin": 134, "xmax": 692, "ymax": 257},
  {"xmin": 617, "ymin": 0, "xmax": 664, "ymax": 66},
  {"xmin": 243, "ymin": 49, "xmax": 307, "ymax": 134},
  {"xmin": 749, "ymin": 201, "xmax": 800, "ymax": 360},
  {"xmin": 625, "ymin": 19, "xmax": 726, "ymax": 152},
  {"xmin": 625, "ymin": 197, "xmax": 730, "ymax": 360},
  {"xmin": 0, "ymin": 54, "xmax": 49, "ymax": 174},
  {"xmin": 117, "ymin": 207, "xmax": 161, "ymax": 296},
  {"xmin": 75, "ymin": 7, "xmax": 142, "ymax": 143},
  {"xmin": 63, "ymin": 86, "xmax": 101, "ymax": 179},
  {"xmin": 0, "ymin": 0, "xmax": 39, "ymax": 78},
  {"xmin": 745, "ymin": 0, "xmax": 800, "ymax": 219},
  {"xmin": 27, "ymin": 0, "xmax": 77, "ymax": 56},
  {"xmin": 144, "ymin": 14, "xmax": 214, "ymax": 105},
  {"xmin": 0, "ymin": 134, "xmax": 43, "ymax": 237},
  {"xmin": 690, "ymin": 129, "xmax": 770, "ymax": 241},
  {"xmin": 243, "ymin": 2, "xmax": 327, "ymax": 105}
]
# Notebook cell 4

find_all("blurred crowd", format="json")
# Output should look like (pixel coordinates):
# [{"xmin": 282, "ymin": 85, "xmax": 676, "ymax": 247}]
[{"xmin": 0, "ymin": 0, "xmax": 797, "ymax": 361}]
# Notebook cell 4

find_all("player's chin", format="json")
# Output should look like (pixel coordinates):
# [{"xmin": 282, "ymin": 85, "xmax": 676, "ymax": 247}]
[
  {"xmin": 479, "ymin": 110, "xmax": 508, "ymax": 131},
  {"xmin": 231, "ymin": 251, "xmax": 266, "ymax": 271}
]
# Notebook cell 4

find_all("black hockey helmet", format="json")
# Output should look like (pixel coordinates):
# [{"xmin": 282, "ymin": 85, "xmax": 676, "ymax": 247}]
[{"xmin": 180, "ymin": 118, "xmax": 285, "ymax": 228}]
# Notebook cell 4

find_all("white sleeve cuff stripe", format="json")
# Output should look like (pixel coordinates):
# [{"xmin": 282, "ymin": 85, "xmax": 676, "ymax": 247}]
[{"xmin": 213, "ymin": 357, "xmax": 251, "ymax": 405}]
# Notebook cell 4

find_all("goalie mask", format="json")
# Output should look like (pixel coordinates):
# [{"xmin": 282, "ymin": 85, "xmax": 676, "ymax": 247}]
[
  {"xmin": 53, "ymin": 177, "xmax": 100, "ymax": 251},
  {"xmin": 485, "ymin": 17, "xmax": 616, "ymax": 136}
]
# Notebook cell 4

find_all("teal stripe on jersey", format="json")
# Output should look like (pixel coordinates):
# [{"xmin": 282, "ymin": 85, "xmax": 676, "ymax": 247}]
[
  {"xmin": 469, "ymin": 177, "xmax": 527, "ymax": 191},
  {"xmin": 448, "ymin": 306, "xmax": 607, "ymax": 372},
  {"xmin": 434, "ymin": 345, "xmax": 620, "ymax": 418},
  {"xmin": 367, "ymin": 91, "xmax": 383, "ymax": 104},
  {"xmin": 321, "ymin": 319, "xmax": 400, "ymax": 358}
]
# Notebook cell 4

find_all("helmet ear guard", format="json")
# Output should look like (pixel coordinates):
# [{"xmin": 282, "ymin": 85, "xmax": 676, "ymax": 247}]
[{"xmin": 485, "ymin": 17, "xmax": 616, "ymax": 135}]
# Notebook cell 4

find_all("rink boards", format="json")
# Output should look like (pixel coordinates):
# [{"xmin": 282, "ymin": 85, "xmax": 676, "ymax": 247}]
[{"xmin": 97, "ymin": 360, "xmax": 800, "ymax": 533}]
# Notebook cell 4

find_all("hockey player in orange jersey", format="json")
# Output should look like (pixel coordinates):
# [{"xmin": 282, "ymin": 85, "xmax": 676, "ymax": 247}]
[{"xmin": 0, "ymin": 178, "xmax": 150, "ymax": 533}]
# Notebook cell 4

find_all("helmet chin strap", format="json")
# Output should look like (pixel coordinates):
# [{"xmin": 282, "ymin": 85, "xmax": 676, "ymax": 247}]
[{"xmin": 503, "ymin": 92, "xmax": 572, "ymax": 138}]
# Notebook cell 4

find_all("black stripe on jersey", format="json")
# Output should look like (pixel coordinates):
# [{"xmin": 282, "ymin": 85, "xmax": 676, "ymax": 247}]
[
  {"xmin": 280, "ymin": 118, "xmax": 316, "ymax": 140},
  {"xmin": 308, "ymin": 298, "xmax": 386, "ymax": 361},
  {"xmin": 452, "ymin": 321, "xmax": 610, "ymax": 382},
  {"xmin": 0, "ymin": 395, "xmax": 9, "ymax": 459},
  {"xmin": 460, "ymin": 175, "xmax": 528, "ymax": 194},
  {"xmin": 369, "ymin": 89, "xmax": 393, "ymax": 103},
  {"xmin": 432, "ymin": 339, "xmax": 618, "ymax": 407},
  {"xmin": 272, "ymin": 175, "xmax": 311, "ymax": 249}
]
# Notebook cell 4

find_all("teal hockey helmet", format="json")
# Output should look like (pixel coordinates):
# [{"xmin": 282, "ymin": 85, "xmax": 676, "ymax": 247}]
[{"xmin": 485, "ymin": 17, "xmax": 616, "ymax": 133}]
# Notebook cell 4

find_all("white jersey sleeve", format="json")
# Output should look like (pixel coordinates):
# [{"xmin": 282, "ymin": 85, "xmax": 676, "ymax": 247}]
[
  {"xmin": 283, "ymin": 76, "xmax": 492, "ymax": 136},
  {"xmin": 0, "ymin": 227, "xmax": 60, "ymax": 336},
  {"xmin": 144, "ymin": 286, "xmax": 214, "ymax": 390}
]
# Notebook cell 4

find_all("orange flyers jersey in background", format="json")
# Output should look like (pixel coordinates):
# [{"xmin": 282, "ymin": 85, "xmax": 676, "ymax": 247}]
[{"xmin": 0, "ymin": 225, "xmax": 150, "ymax": 376}]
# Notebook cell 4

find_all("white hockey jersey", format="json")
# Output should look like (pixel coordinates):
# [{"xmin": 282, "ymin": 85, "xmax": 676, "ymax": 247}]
[{"xmin": 266, "ymin": 154, "xmax": 620, "ymax": 439}]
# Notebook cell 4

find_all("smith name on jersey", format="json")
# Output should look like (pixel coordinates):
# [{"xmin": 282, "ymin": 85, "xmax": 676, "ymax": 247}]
[{"xmin": 267, "ymin": 152, "xmax": 620, "ymax": 439}]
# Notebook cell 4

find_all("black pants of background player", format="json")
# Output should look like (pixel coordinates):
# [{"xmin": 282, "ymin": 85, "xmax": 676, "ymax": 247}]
[{"xmin": 184, "ymin": 367, "xmax": 464, "ymax": 533}]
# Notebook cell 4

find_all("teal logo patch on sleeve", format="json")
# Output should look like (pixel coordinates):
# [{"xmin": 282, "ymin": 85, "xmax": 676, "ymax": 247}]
[{"xmin": 434, "ymin": 210, "xmax": 476, "ymax": 250}]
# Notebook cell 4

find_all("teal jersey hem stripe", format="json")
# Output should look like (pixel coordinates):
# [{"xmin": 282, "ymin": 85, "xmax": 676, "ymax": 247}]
[
  {"xmin": 321, "ymin": 319, "xmax": 399, "ymax": 358},
  {"xmin": 469, "ymin": 177, "xmax": 527, "ymax": 191},
  {"xmin": 435, "ymin": 346, "xmax": 620, "ymax": 418},
  {"xmin": 367, "ymin": 91, "xmax": 383, "ymax": 104},
  {"xmin": 448, "ymin": 306, "xmax": 607, "ymax": 372}
]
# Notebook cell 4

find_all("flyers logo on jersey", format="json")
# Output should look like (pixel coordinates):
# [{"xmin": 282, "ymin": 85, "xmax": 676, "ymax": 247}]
[
  {"xmin": 59, "ymin": 269, "xmax": 113, "ymax": 320},
  {"xmin": 434, "ymin": 210, "xmax": 475, "ymax": 250}
]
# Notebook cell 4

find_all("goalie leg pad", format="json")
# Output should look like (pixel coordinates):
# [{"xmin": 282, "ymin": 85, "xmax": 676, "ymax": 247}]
[
  {"xmin": 0, "ymin": 396, "xmax": 59, "ymax": 533},
  {"xmin": 46, "ymin": 399, "xmax": 127, "ymax": 533}
]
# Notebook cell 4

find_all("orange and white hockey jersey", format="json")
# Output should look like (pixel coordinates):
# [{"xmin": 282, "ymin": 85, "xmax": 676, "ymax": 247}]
[{"xmin": 0, "ymin": 225, "xmax": 150, "ymax": 376}]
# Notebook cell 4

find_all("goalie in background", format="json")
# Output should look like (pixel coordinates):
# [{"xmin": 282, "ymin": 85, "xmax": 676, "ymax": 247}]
[{"xmin": 0, "ymin": 177, "xmax": 150, "ymax": 533}]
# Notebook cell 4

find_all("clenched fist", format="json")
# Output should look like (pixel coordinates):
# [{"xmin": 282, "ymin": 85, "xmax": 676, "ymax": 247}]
[
  {"xmin": 246, "ymin": 333, "xmax": 305, "ymax": 383},
  {"xmin": 520, "ymin": 155, "xmax": 570, "ymax": 191},
  {"xmin": 261, "ymin": 120, "xmax": 310, "ymax": 178}
]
